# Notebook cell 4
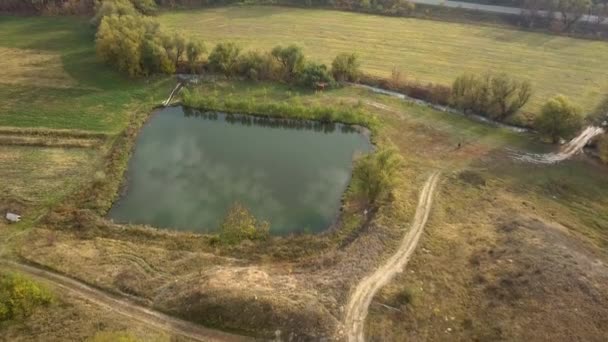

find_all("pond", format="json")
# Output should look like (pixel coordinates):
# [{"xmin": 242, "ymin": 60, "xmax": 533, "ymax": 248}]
[{"xmin": 108, "ymin": 106, "xmax": 372, "ymax": 235}]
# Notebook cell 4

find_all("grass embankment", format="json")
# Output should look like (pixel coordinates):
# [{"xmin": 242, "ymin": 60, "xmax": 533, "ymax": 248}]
[
  {"xmin": 181, "ymin": 82, "xmax": 380, "ymax": 130},
  {"xmin": 158, "ymin": 5, "xmax": 608, "ymax": 115}
]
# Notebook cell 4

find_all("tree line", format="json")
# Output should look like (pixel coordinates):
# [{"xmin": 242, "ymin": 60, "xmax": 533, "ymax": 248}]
[
  {"xmin": 94, "ymin": 2, "xmax": 361, "ymax": 87},
  {"xmin": 521, "ymin": 0, "xmax": 608, "ymax": 33}
]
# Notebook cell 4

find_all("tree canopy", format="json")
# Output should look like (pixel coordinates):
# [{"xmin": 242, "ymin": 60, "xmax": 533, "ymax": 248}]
[{"xmin": 536, "ymin": 95, "xmax": 584, "ymax": 143}]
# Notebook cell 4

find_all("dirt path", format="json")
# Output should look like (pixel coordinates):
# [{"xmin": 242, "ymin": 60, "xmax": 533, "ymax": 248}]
[
  {"xmin": 342, "ymin": 171, "xmax": 441, "ymax": 342},
  {"xmin": 512, "ymin": 126, "xmax": 605, "ymax": 164},
  {"xmin": 1, "ymin": 260, "xmax": 252, "ymax": 342}
]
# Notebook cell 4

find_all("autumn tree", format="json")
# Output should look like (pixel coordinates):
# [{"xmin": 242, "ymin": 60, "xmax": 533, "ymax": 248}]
[
  {"xmin": 96, "ymin": 14, "xmax": 176, "ymax": 77},
  {"xmin": 331, "ymin": 52, "xmax": 361, "ymax": 82}
]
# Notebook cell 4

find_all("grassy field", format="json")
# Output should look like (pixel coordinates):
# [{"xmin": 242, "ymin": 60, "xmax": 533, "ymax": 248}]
[
  {"xmin": 159, "ymin": 5, "xmax": 608, "ymax": 115},
  {"xmin": 0, "ymin": 16, "xmax": 170, "ymax": 132}
]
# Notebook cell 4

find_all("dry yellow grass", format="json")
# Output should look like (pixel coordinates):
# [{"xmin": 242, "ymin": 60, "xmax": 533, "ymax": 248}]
[
  {"xmin": 0, "ymin": 47, "xmax": 79, "ymax": 89},
  {"xmin": 0, "ymin": 146, "xmax": 98, "ymax": 204}
]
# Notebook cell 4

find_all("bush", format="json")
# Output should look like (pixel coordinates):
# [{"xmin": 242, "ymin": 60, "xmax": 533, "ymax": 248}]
[
  {"xmin": 0, "ymin": 272, "xmax": 53, "ymax": 322},
  {"xmin": 331, "ymin": 52, "xmax": 361, "ymax": 82},
  {"xmin": 535, "ymin": 95, "xmax": 583, "ymax": 143},
  {"xmin": 219, "ymin": 202, "xmax": 270, "ymax": 245},
  {"xmin": 597, "ymin": 134, "xmax": 608, "ymax": 163},
  {"xmin": 186, "ymin": 38, "xmax": 206, "ymax": 73},
  {"xmin": 351, "ymin": 147, "xmax": 403, "ymax": 207},
  {"xmin": 271, "ymin": 45, "xmax": 306, "ymax": 81},
  {"xmin": 427, "ymin": 83, "xmax": 452, "ymax": 106},
  {"xmin": 450, "ymin": 72, "xmax": 532, "ymax": 121},
  {"xmin": 237, "ymin": 51, "xmax": 279, "ymax": 81},
  {"xmin": 208, "ymin": 42, "xmax": 241, "ymax": 76},
  {"xmin": 297, "ymin": 62, "xmax": 335, "ymax": 89}
]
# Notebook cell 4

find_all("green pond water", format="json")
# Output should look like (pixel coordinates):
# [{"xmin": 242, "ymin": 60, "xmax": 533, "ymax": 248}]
[{"xmin": 108, "ymin": 106, "xmax": 372, "ymax": 235}]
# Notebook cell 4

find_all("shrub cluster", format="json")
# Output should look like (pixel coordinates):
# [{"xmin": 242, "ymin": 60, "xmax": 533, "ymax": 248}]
[
  {"xmin": 219, "ymin": 202, "xmax": 270, "ymax": 245},
  {"xmin": 0, "ymin": 272, "xmax": 53, "ymax": 322},
  {"xmin": 181, "ymin": 87, "xmax": 378, "ymax": 128},
  {"xmin": 450, "ymin": 72, "xmax": 532, "ymax": 121},
  {"xmin": 207, "ymin": 43, "xmax": 358, "ymax": 89}
]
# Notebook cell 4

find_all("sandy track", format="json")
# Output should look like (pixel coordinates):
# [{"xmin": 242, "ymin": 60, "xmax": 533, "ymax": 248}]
[
  {"xmin": 512, "ymin": 126, "xmax": 605, "ymax": 164},
  {"xmin": 343, "ymin": 171, "xmax": 441, "ymax": 342},
  {"xmin": 163, "ymin": 82, "xmax": 183, "ymax": 107},
  {"xmin": 1, "ymin": 260, "xmax": 251, "ymax": 342}
]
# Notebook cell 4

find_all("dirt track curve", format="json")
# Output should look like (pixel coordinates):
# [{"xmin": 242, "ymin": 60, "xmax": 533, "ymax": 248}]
[
  {"xmin": 1, "ymin": 260, "xmax": 251, "ymax": 342},
  {"xmin": 343, "ymin": 171, "xmax": 441, "ymax": 342}
]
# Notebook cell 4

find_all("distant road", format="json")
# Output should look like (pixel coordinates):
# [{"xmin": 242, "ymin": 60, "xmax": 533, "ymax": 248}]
[{"xmin": 411, "ymin": 0, "xmax": 607, "ymax": 24}]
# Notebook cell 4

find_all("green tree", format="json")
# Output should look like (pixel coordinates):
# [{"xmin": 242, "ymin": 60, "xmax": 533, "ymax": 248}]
[
  {"xmin": 219, "ymin": 202, "xmax": 270, "ymax": 245},
  {"xmin": 208, "ymin": 42, "xmax": 241, "ymax": 76},
  {"xmin": 536, "ymin": 95, "xmax": 584, "ymax": 143},
  {"xmin": 351, "ymin": 147, "xmax": 403, "ymax": 207},
  {"xmin": 271, "ymin": 45, "xmax": 306, "ymax": 81},
  {"xmin": 331, "ymin": 52, "xmax": 361, "ymax": 82},
  {"xmin": 0, "ymin": 272, "xmax": 53, "ymax": 322},
  {"xmin": 185, "ymin": 39, "xmax": 206, "ymax": 73},
  {"xmin": 238, "ymin": 51, "xmax": 273, "ymax": 80},
  {"xmin": 297, "ymin": 62, "xmax": 335, "ymax": 89},
  {"xmin": 487, "ymin": 73, "xmax": 532, "ymax": 121}
]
